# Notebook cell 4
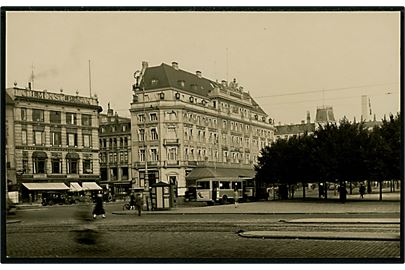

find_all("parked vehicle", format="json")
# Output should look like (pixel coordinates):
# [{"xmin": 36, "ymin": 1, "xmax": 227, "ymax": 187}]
[
  {"xmin": 41, "ymin": 192, "xmax": 67, "ymax": 206},
  {"xmin": 184, "ymin": 186, "xmax": 197, "ymax": 201}
]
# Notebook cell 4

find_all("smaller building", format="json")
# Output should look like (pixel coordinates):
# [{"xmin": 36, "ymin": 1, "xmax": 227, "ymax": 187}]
[
  {"xmin": 98, "ymin": 104, "xmax": 132, "ymax": 199},
  {"xmin": 275, "ymin": 111, "xmax": 315, "ymax": 140}
]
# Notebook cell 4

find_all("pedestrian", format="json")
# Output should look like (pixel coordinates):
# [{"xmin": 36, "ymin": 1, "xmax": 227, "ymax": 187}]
[
  {"xmin": 234, "ymin": 188, "xmax": 239, "ymax": 208},
  {"xmin": 129, "ymin": 192, "xmax": 136, "ymax": 210},
  {"xmin": 339, "ymin": 185, "xmax": 347, "ymax": 203},
  {"xmin": 92, "ymin": 192, "xmax": 106, "ymax": 219},
  {"xmin": 135, "ymin": 193, "xmax": 143, "ymax": 216},
  {"xmin": 359, "ymin": 184, "xmax": 366, "ymax": 199}
]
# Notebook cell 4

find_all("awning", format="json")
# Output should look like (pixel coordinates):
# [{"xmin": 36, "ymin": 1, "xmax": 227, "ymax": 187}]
[
  {"xmin": 22, "ymin": 183, "xmax": 69, "ymax": 191},
  {"xmin": 66, "ymin": 152, "xmax": 80, "ymax": 159},
  {"xmin": 185, "ymin": 167, "xmax": 255, "ymax": 181},
  {"xmin": 69, "ymin": 182, "xmax": 83, "ymax": 192},
  {"xmin": 82, "ymin": 182, "xmax": 102, "ymax": 191},
  {"xmin": 32, "ymin": 151, "xmax": 48, "ymax": 159}
]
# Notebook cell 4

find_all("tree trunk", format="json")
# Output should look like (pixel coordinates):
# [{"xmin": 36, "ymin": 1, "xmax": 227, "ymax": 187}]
[
  {"xmin": 367, "ymin": 180, "xmax": 372, "ymax": 194},
  {"xmin": 379, "ymin": 181, "xmax": 383, "ymax": 201},
  {"xmin": 302, "ymin": 182, "xmax": 306, "ymax": 199},
  {"xmin": 324, "ymin": 181, "xmax": 327, "ymax": 199}
]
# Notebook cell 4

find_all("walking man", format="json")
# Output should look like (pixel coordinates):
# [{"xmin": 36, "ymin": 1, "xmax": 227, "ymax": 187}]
[
  {"xmin": 135, "ymin": 193, "xmax": 143, "ymax": 216},
  {"xmin": 234, "ymin": 188, "xmax": 239, "ymax": 208}
]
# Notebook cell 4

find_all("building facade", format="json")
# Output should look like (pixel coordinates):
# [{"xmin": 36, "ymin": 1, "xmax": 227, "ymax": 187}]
[
  {"xmin": 5, "ymin": 85, "xmax": 102, "ymax": 202},
  {"xmin": 98, "ymin": 104, "xmax": 132, "ymax": 197},
  {"xmin": 130, "ymin": 62, "xmax": 275, "ymax": 195}
]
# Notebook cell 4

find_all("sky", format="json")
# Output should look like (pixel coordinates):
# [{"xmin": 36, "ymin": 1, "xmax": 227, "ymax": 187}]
[{"xmin": 5, "ymin": 10, "xmax": 401, "ymax": 125}]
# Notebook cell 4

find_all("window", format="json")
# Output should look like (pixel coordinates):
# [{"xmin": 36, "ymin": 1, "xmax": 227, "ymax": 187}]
[
  {"xmin": 50, "ymin": 111, "xmax": 61, "ymax": 123},
  {"xmin": 51, "ymin": 159, "xmax": 61, "ymax": 174},
  {"xmin": 21, "ymin": 108, "xmax": 27, "ymax": 121},
  {"xmin": 83, "ymin": 134, "xmax": 92, "ymax": 148},
  {"xmin": 34, "ymin": 131, "xmax": 44, "ymax": 145},
  {"xmin": 177, "ymin": 80, "xmax": 185, "ymax": 88},
  {"xmin": 83, "ymin": 159, "xmax": 93, "ymax": 174},
  {"xmin": 22, "ymin": 158, "xmax": 29, "ymax": 174},
  {"xmin": 22, "ymin": 130, "xmax": 27, "ymax": 145},
  {"xmin": 32, "ymin": 109, "xmax": 44, "ymax": 122},
  {"xmin": 151, "ymin": 128, "xmax": 158, "ymax": 140},
  {"xmin": 67, "ymin": 159, "xmax": 78, "ymax": 174},
  {"xmin": 66, "ymin": 113, "xmax": 77, "ymax": 125},
  {"xmin": 168, "ymin": 148, "xmax": 177, "ymax": 160},
  {"xmin": 51, "ymin": 131, "xmax": 62, "ymax": 146},
  {"xmin": 138, "ymin": 114, "xmax": 145, "ymax": 122},
  {"xmin": 151, "ymin": 79, "xmax": 158, "ymax": 86},
  {"xmin": 67, "ymin": 133, "xmax": 78, "ymax": 147},
  {"xmin": 150, "ymin": 113, "xmax": 158, "ymax": 121},
  {"xmin": 220, "ymin": 181, "xmax": 230, "ymax": 189},
  {"xmin": 223, "ymin": 120, "xmax": 227, "ymax": 129},
  {"xmin": 33, "ymin": 158, "xmax": 46, "ymax": 174},
  {"xmin": 139, "ymin": 149, "xmax": 145, "ymax": 162},
  {"xmin": 139, "ymin": 129, "xmax": 145, "ymax": 141},
  {"xmin": 197, "ymin": 181, "xmax": 210, "ymax": 189},
  {"xmin": 150, "ymin": 148, "xmax": 158, "ymax": 161},
  {"xmin": 81, "ymin": 114, "xmax": 92, "ymax": 126},
  {"xmin": 122, "ymin": 125, "xmax": 127, "ymax": 132}
]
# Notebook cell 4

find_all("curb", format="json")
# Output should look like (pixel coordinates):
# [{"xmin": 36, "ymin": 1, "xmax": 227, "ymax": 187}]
[
  {"xmin": 238, "ymin": 231, "xmax": 400, "ymax": 241},
  {"xmin": 6, "ymin": 220, "xmax": 22, "ymax": 224},
  {"xmin": 281, "ymin": 218, "xmax": 400, "ymax": 224},
  {"xmin": 111, "ymin": 211, "xmax": 400, "ymax": 216}
]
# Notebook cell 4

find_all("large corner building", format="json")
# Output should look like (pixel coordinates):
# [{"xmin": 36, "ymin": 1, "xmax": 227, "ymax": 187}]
[{"xmin": 130, "ymin": 62, "xmax": 275, "ymax": 195}]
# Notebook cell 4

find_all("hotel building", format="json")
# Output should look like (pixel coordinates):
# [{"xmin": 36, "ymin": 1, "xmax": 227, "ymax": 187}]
[{"xmin": 130, "ymin": 62, "xmax": 275, "ymax": 195}]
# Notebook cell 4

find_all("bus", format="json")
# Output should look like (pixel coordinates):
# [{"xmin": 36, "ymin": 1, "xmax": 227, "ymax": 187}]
[{"xmin": 195, "ymin": 177, "xmax": 256, "ymax": 204}]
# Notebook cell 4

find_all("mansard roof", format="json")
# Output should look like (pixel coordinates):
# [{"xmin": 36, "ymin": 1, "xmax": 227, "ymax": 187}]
[{"xmin": 141, "ymin": 63, "xmax": 267, "ymax": 115}]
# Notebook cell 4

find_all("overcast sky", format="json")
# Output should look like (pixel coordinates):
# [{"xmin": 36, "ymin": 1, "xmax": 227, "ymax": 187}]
[{"xmin": 6, "ymin": 10, "xmax": 401, "ymax": 124}]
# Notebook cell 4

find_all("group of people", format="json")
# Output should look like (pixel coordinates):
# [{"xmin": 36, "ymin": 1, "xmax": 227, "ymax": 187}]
[{"xmin": 91, "ymin": 191, "xmax": 144, "ymax": 219}]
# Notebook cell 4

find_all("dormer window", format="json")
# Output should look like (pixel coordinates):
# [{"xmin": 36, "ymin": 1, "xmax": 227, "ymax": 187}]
[
  {"xmin": 177, "ymin": 80, "xmax": 185, "ymax": 88},
  {"xmin": 191, "ymin": 84, "xmax": 198, "ymax": 91},
  {"xmin": 151, "ymin": 79, "xmax": 159, "ymax": 86}
]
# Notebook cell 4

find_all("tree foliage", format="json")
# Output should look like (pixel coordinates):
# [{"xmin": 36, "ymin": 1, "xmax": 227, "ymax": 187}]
[{"xmin": 255, "ymin": 114, "xmax": 402, "ymax": 193}]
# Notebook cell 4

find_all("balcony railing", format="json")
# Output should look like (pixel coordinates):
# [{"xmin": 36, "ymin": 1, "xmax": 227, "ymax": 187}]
[{"xmin": 163, "ymin": 139, "xmax": 180, "ymax": 145}]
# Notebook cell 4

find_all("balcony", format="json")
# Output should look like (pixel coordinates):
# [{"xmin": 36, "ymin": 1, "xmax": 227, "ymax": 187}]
[
  {"xmin": 164, "ymin": 160, "xmax": 180, "ymax": 167},
  {"xmin": 163, "ymin": 139, "xmax": 180, "ymax": 146}
]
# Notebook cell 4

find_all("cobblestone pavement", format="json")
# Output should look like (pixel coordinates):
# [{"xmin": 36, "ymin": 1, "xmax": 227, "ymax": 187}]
[{"xmin": 5, "ymin": 220, "xmax": 401, "ymax": 261}]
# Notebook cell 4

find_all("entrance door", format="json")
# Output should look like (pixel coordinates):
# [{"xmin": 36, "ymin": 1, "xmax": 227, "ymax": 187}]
[{"xmin": 169, "ymin": 176, "xmax": 177, "ymax": 197}]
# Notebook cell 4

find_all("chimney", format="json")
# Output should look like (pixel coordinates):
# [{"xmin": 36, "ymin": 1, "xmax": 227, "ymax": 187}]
[
  {"xmin": 28, "ymin": 82, "xmax": 32, "ymax": 90},
  {"xmin": 301, "ymin": 120, "xmax": 305, "ymax": 124},
  {"xmin": 306, "ymin": 111, "xmax": 311, "ymax": 124},
  {"xmin": 196, "ymin": 71, "xmax": 202, "ymax": 78},
  {"xmin": 142, "ymin": 61, "xmax": 149, "ymax": 70},
  {"xmin": 221, "ymin": 80, "xmax": 227, "ymax": 87},
  {"xmin": 107, "ymin": 102, "xmax": 113, "ymax": 118},
  {"xmin": 172, "ymin": 62, "xmax": 179, "ymax": 70}
]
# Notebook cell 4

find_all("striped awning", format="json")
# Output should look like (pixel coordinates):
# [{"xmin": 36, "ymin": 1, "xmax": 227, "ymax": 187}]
[
  {"xmin": 69, "ymin": 182, "xmax": 83, "ymax": 192},
  {"xmin": 82, "ymin": 182, "xmax": 102, "ymax": 191},
  {"xmin": 22, "ymin": 183, "xmax": 69, "ymax": 191}
]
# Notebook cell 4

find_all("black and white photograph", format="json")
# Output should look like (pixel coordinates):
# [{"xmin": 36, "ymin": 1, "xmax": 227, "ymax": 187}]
[{"xmin": 1, "ymin": 5, "xmax": 403, "ymax": 263}]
